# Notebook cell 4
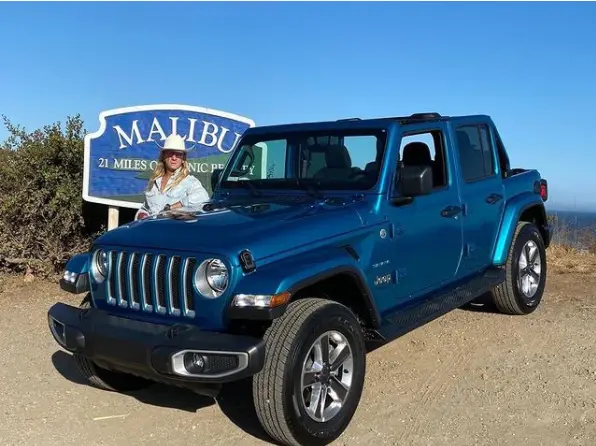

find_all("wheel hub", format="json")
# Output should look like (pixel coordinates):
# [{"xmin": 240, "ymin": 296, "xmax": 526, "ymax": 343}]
[
  {"xmin": 517, "ymin": 239, "xmax": 542, "ymax": 303},
  {"xmin": 300, "ymin": 330, "xmax": 354, "ymax": 423},
  {"xmin": 318, "ymin": 364, "xmax": 331, "ymax": 384}
]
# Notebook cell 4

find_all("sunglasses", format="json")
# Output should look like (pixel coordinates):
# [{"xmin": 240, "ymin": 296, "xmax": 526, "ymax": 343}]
[{"xmin": 163, "ymin": 150, "xmax": 185, "ymax": 159}]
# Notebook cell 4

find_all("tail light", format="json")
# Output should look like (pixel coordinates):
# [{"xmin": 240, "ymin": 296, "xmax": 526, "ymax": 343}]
[{"xmin": 534, "ymin": 179, "xmax": 548, "ymax": 201}]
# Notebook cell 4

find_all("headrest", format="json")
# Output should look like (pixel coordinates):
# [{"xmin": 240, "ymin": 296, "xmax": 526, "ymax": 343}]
[
  {"xmin": 325, "ymin": 144, "xmax": 352, "ymax": 169},
  {"xmin": 365, "ymin": 162, "xmax": 378, "ymax": 175},
  {"xmin": 402, "ymin": 142, "xmax": 432, "ymax": 166},
  {"xmin": 456, "ymin": 130, "xmax": 473, "ymax": 150}
]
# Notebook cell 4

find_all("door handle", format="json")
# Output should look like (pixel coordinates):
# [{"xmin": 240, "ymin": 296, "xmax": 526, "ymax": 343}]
[
  {"xmin": 441, "ymin": 205, "xmax": 462, "ymax": 218},
  {"xmin": 485, "ymin": 193, "xmax": 503, "ymax": 204}
]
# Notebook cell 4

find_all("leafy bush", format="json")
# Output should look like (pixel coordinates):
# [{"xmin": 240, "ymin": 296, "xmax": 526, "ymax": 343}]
[{"xmin": 0, "ymin": 115, "xmax": 98, "ymax": 277}]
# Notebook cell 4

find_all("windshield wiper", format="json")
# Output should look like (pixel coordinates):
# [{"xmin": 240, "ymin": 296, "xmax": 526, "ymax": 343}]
[
  {"xmin": 296, "ymin": 179, "xmax": 324, "ymax": 199},
  {"xmin": 238, "ymin": 180, "xmax": 262, "ymax": 197}
]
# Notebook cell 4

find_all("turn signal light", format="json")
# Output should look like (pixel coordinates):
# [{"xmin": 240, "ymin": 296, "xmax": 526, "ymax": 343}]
[{"xmin": 232, "ymin": 291, "xmax": 291, "ymax": 308}]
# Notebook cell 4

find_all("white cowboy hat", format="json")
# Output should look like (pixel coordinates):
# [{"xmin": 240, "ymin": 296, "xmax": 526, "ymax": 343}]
[{"xmin": 156, "ymin": 134, "xmax": 195, "ymax": 152}]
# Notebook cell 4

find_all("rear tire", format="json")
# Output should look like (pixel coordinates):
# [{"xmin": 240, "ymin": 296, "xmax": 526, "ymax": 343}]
[
  {"xmin": 491, "ymin": 221, "xmax": 547, "ymax": 315},
  {"xmin": 253, "ymin": 298, "xmax": 366, "ymax": 446},
  {"xmin": 73, "ymin": 294, "xmax": 153, "ymax": 392}
]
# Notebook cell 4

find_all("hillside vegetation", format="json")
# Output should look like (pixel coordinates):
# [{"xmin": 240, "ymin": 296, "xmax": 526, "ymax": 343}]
[
  {"xmin": 0, "ymin": 115, "xmax": 594, "ymax": 279},
  {"xmin": 548, "ymin": 213, "xmax": 596, "ymax": 276},
  {"xmin": 0, "ymin": 115, "xmax": 95, "ymax": 277}
]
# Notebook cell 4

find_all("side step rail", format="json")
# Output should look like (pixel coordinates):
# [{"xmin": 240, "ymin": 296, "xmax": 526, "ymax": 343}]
[{"xmin": 368, "ymin": 267, "xmax": 505, "ymax": 348}]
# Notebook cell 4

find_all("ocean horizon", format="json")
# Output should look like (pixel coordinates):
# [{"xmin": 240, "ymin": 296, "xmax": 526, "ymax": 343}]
[
  {"xmin": 547, "ymin": 209, "xmax": 596, "ymax": 228},
  {"xmin": 546, "ymin": 208, "xmax": 596, "ymax": 249}
]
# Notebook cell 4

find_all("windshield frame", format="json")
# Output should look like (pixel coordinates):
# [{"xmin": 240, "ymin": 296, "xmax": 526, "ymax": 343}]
[{"xmin": 218, "ymin": 126, "xmax": 389, "ymax": 193}]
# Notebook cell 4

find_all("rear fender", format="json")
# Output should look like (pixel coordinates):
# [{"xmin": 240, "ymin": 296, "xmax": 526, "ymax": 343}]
[{"xmin": 492, "ymin": 193, "xmax": 548, "ymax": 265}]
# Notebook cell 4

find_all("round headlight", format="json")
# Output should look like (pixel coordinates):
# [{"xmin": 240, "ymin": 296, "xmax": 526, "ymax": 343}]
[
  {"xmin": 91, "ymin": 249, "xmax": 108, "ymax": 282},
  {"xmin": 206, "ymin": 259, "xmax": 228, "ymax": 292},
  {"xmin": 194, "ymin": 258, "xmax": 229, "ymax": 298},
  {"xmin": 96, "ymin": 250, "xmax": 108, "ymax": 276}
]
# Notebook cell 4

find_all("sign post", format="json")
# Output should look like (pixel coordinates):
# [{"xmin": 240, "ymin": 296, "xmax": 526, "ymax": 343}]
[{"xmin": 83, "ymin": 104, "xmax": 255, "ymax": 230}]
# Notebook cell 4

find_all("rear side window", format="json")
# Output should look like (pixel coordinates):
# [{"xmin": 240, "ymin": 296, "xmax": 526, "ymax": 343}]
[{"xmin": 455, "ymin": 124, "xmax": 495, "ymax": 182}]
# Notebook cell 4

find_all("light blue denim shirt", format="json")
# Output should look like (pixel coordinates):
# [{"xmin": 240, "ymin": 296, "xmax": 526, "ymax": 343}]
[{"xmin": 141, "ymin": 174, "xmax": 210, "ymax": 215}]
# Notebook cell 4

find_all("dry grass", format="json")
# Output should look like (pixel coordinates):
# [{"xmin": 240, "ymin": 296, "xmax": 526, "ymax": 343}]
[
  {"xmin": 548, "ymin": 243, "xmax": 596, "ymax": 276},
  {"xmin": 547, "ymin": 212, "xmax": 596, "ymax": 276}
]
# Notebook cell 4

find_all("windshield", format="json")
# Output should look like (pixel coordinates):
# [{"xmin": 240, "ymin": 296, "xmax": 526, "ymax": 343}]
[{"xmin": 219, "ymin": 129, "xmax": 387, "ymax": 191}]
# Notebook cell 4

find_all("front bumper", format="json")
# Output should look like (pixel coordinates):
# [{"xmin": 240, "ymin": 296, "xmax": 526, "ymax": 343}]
[{"xmin": 47, "ymin": 302, "xmax": 266, "ymax": 387}]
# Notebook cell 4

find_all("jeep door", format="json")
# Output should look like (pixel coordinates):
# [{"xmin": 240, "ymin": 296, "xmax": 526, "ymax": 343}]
[
  {"xmin": 449, "ymin": 118, "xmax": 506, "ymax": 274},
  {"xmin": 386, "ymin": 123, "xmax": 464, "ymax": 304}
]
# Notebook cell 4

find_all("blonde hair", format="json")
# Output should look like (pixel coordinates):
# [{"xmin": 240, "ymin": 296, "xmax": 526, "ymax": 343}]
[{"xmin": 146, "ymin": 151, "xmax": 190, "ymax": 191}]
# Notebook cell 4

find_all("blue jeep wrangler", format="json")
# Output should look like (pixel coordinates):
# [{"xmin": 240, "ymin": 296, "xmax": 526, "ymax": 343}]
[{"xmin": 48, "ymin": 112, "xmax": 551, "ymax": 446}]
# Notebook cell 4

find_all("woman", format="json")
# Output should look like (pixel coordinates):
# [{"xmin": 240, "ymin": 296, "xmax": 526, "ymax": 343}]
[{"xmin": 137, "ymin": 133, "xmax": 210, "ymax": 218}]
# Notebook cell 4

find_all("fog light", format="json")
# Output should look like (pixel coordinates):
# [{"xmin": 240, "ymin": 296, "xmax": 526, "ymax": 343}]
[
  {"xmin": 170, "ymin": 349, "xmax": 248, "ymax": 378},
  {"xmin": 184, "ymin": 352, "xmax": 206, "ymax": 374}
]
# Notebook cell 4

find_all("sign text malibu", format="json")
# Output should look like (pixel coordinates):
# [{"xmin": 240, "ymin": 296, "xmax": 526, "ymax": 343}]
[
  {"xmin": 113, "ymin": 115, "xmax": 242, "ymax": 153},
  {"xmin": 83, "ymin": 104, "xmax": 255, "ymax": 211}
]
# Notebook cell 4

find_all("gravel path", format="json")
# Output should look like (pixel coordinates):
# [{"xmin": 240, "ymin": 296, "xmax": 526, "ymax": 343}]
[{"xmin": 1, "ymin": 272, "xmax": 595, "ymax": 446}]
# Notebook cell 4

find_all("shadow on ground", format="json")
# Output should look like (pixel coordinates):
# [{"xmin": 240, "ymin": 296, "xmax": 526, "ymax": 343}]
[
  {"xmin": 51, "ymin": 350, "xmax": 277, "ymax": 444},
  {"xmin": 365, "ymin": 292, "xmax": 503, "ymax": 353},
  {"xmin": 48, "ymin": 292, "xmax": 504, "ymax": 443},
  {"xmin": 459, "ymin": 291, "xmax": 502, "ymax": 314}
]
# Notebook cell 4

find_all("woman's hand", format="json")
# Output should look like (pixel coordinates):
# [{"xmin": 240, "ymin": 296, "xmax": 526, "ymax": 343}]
[{"xmin": 163, "ymin": 201, "xmax": 183, "ymax": 212}]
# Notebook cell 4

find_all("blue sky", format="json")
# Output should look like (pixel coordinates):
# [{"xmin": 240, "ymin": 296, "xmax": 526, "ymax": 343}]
[{"xmin": 0, "ymin": 2, "xmax": 595, "ymax": 211}]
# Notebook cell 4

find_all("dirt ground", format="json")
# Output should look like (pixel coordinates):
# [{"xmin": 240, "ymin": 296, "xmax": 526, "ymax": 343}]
[{"xmin": 1, "ymin": 269, "xmax": 595, "ymax": 446}]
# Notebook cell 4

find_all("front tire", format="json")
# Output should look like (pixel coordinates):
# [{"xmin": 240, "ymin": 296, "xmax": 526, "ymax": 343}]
[
  {"xmin": 73, "ymin": 295, "xmax": 153, "ymax": 392},
  {"xmin": 491, "ymin": 221, "xmax": 547, "ymax": 315},
  {"xmin": 253, "ymin": 298, "xmax": 366, "ymax": 446}
]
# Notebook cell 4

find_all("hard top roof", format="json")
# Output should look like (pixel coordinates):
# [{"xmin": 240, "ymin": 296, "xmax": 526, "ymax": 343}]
[{"xmin": 244, "ymin": 112, "xmax": 492, "ymax": 136}]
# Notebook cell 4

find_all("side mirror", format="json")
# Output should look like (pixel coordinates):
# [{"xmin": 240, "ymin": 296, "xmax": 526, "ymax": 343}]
[
  {"xmin": 399, "ymin": 165, "xmax": 433, "ymax": 197},
  {"xmin": 211, "ymin": 168, "xmax": 222, "ymax": 191}
]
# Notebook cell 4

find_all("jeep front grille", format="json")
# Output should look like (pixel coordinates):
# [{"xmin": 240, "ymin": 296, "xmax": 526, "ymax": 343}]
[{"xmin": 105, "ymin": 251, "xmax": 197, "ymax": 318}]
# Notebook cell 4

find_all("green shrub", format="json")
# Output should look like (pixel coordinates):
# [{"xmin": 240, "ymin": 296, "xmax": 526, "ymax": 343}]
[{"xmin": 0, "ymin": 115, "xmax": 98, "ymax": 277}]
